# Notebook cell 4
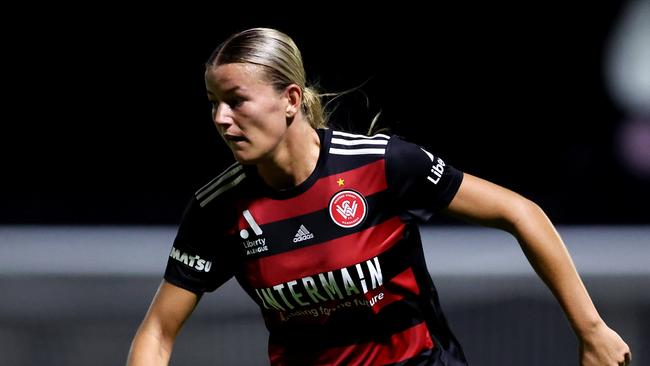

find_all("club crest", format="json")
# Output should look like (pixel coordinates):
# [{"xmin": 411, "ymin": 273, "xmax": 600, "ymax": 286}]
[{"xmin": 329, "ymin": 190, "xmax": 367, "ymax": 228}]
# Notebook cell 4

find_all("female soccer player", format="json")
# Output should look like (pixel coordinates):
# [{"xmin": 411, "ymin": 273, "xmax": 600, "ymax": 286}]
[{"xmin": 127, "ymin": 27, "xmax": 631, "ymax": 366}]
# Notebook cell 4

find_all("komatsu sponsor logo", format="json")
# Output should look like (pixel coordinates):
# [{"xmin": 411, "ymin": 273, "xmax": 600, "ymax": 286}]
[
  {"xmin": 169, "ymin": 247, "xmax": 212, "ymax": 272},
  {"xmin": 254, "ymin": 256, "xmax": 383, "ymax": 311}
]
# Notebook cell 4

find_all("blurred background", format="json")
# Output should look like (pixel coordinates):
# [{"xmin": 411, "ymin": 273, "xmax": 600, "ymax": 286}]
[{"xmin": 1, "ymin": 2, "xmax": 648, "ymax": 365}]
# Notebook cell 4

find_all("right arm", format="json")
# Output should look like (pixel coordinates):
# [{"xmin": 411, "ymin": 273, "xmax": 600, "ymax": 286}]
[{"xmin": 127, "ymin": 280, "xmax": 201, "ymax": 366}]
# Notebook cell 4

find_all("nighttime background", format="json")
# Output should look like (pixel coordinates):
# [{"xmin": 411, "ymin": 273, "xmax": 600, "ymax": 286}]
[
  {"xmin": 2, "ymin": 3, "xmax": 648, "ymax": 225},
  {"xmin": 1, "ymin": 4, "xmax": 649, "ymax": 366}
]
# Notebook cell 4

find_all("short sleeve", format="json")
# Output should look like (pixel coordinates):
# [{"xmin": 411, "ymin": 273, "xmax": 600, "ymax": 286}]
[
  {"xmin": 163, "ymin": 196, "xmax": 236, "ymax": 294},
  {"xmin": 385, "ymin": 136, "xmax": 464, "ymax": 222}
]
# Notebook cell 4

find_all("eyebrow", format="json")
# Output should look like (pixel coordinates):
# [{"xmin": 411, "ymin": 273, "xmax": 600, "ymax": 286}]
[
  {"xmin": 207, "ymin": 85, "xmax": 241, "ymax": 98},
  {"xmin": 223, "ymin": 86, "xmax": 241, "ymax": 94}
]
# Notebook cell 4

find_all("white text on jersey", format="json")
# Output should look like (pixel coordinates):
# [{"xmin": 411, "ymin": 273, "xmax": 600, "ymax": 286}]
[
  {"xmin": 169, "ymin": 247, "xmax": 212, "ymax": 272},
  {"xmin": 254, "ymin": 256, "xmax": 383, "ymax": 311},
  {"xmin": 420, "ymin": 148, "xmax": 446, "ymax": 185}
]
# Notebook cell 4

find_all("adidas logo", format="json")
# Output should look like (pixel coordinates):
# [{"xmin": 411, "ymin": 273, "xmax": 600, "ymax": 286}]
[{"xmin": 293, "ymin": 224, "xmax": 315, "ymax": 243}]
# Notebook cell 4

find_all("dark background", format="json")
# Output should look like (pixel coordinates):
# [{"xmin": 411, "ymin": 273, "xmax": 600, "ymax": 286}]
[{"xmin": 2, "ymin": 3, "xmax": 647, "ymax": 225}]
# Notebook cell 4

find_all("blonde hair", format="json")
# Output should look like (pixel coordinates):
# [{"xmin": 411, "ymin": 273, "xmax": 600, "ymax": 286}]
[{"xmin": 206, "ymin": 28, "xmax": 327, "ymax": 129}]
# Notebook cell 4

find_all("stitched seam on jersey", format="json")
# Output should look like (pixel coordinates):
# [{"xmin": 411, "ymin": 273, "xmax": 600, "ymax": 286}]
[{"xmin": 384, "ymin": 136, "xmax": 396, "ymax": 199}]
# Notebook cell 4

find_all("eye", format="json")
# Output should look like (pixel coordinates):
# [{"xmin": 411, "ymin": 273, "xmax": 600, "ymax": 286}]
[
  {"xmin": 228, "ymin": 97, "xmax": 244, "ymax": 108},
  {"xmin": 207, "ymin": 95, "xmax": 245, "ymax": 110}
]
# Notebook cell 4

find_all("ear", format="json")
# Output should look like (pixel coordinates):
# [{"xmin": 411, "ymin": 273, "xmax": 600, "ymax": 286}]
[{"xmin": 284, "ymin": 84, "xmax": 302, "ymax": 118}]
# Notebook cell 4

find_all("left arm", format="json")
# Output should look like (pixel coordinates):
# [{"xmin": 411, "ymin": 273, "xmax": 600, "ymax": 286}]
[{"xmin": 443, "ymin": 173, "xmax": 631, "ymax": 366}]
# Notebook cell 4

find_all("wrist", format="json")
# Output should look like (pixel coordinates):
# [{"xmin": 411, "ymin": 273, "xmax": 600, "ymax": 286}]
[{"xmin": 573, "ymin": 316, "xmax": 605, "ymax": 339}]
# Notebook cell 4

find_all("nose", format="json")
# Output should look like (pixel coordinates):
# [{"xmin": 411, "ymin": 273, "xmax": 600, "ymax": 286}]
[{"xmin": 213, "ymin": 102, "xmax": 231, "ymax": 127}]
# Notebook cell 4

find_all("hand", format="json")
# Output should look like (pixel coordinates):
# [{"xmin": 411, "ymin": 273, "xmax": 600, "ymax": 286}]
[{"xmin": 579, "ymin": 321, "xmax": 631, "ymax": 366}]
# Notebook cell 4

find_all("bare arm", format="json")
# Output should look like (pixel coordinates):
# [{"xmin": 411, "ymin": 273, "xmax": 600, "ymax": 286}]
[
  {"xmin": 443, "ymin": 173, "xmax": 631, "ymax": 366},
  {"xmin": 127, "ymin": 280, "xmax": 201, "ymax": 366}
]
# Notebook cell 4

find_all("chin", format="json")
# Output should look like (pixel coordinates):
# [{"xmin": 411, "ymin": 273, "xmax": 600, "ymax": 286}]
[
  {"xmin": 231, "ymin": 151, "xmax": 261, "ymax": 165},
  {"xmin": 230, "ymin": 144, "xmax": 275, "ymax": 166}
]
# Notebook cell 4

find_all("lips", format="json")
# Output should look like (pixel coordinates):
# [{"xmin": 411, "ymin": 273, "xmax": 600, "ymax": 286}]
[{"xmin": 224, "ymin": 134, "xmax": 246, "ymax": 142}]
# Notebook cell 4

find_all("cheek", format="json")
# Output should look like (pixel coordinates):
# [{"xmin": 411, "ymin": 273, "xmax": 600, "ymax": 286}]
[
  {"xmin": 253, "ymin": 103, "xmax": 286, "ymax": 133},
  {"xmin": 252, "ymin": 120, "xmax": 285, "ymax": 148}
]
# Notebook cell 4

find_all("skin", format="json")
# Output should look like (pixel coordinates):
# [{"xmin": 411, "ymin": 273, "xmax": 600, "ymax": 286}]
[
  {"xmin": 205, "ymin": 63, "xmax": 320, "ymax": 190},
  {"xmin": 127, "ymin": 63, "xmax": 632, "ymax": 366},
  {"xmin": 443, "ymin": 174, "xmax": 631, "ymax": 366}
]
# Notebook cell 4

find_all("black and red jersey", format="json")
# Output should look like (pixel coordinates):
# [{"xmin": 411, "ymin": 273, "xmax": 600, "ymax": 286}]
[{"xmin": 164, "ymin": 128, "xmax": 468, "ymax": 365}]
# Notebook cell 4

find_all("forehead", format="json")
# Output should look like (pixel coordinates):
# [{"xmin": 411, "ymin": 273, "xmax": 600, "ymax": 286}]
[{"xmin": 205, "ymin": 63, "xmax": 268, "ymax": 93}]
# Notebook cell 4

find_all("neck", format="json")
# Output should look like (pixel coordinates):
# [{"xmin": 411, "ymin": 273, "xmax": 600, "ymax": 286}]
[{"xmin": 256, "ymin": 117, "xmax": 321, "ymax": 190}]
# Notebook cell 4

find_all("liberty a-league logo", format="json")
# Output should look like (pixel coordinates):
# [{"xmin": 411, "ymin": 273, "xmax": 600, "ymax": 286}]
[
  {"xmin": 329, "ymin": 190, "xmax": 368, "ymax": 228},
  {"xmin": 240, "ymin": 209, "xmax": 268, "ymax": 255}
]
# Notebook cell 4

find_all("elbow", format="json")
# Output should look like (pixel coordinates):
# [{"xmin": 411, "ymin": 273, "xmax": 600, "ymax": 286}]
[
  {"xmin": 133, "ymin": 317, "xmax": 176, "ymax": 360},
  {"xmin": 497, "ymin": 195, "xmax": 546, "ymax": 235}
]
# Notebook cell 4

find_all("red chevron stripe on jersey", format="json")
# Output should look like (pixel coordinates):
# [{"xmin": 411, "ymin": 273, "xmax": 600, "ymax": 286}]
[
  {"xmin": 268, "ymin": 321, "xmax": 434, "ymax": 366},
  {"xmin": 243, "ymin": 216, "xmax": 404, "ymax": 288},
  {"xmin": 237, "ymin": 159, "xmax": 386, "ymax": 227}
]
